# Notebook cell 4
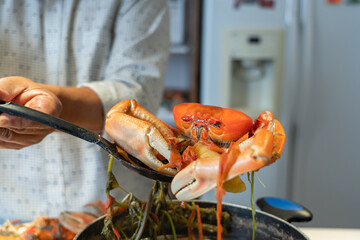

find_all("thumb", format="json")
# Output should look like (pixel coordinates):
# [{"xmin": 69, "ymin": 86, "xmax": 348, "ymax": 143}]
[
  {"xmin": 0, "ymin": 77, "xmax": 30, "ymax": 102},
  {"xmin": 22, "ymin": 90, "xmax": 63, "ymax": 117}
]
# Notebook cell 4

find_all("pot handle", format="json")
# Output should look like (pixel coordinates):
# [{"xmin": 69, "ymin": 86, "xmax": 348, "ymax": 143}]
[{"xmin": 256, "ymin": 197, "xmax": 313, "ymax": 223}]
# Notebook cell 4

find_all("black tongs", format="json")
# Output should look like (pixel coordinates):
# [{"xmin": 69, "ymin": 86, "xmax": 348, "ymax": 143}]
[{"xmin": 0, "ymin": 101, "xmax": 173, "ymax": 182}]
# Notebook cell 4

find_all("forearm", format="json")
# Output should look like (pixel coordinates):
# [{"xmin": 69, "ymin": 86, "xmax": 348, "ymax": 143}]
[{"xmin": 43, "ymin": 84, "xmax": 104, "ymax": 133}]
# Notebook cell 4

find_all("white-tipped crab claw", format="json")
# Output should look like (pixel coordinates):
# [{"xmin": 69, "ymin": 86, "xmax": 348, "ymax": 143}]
[
  {"xmin": 171, "ymin": 117, "xmax": 285, "ymax": 201},
  {"xmin": 105, "ymin": 99, "xmax": 178, "ymax": 176}
]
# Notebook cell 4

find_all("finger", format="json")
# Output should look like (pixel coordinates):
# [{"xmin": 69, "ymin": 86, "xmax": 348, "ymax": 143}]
[
  {"xmin": 18, "ymin": 88, "xmax": 62, "ymax": 117},
  {"xmin": 0, "ymin": 77, "xmax": 62, "ymax": 117},
  {"xmin": 0, "ymin": 140, "xmax": 27, "ymax": 150},
  {"xmin": 0, "ymin": 77, "xmax": 29, "ymax": 102},
  {"xmin": 0, "ymin": 128, "xmax": 49, "ymax": 146},
  {"xmin": 10, "ymin": 127, "xmax": 54, "ymax": 135}
]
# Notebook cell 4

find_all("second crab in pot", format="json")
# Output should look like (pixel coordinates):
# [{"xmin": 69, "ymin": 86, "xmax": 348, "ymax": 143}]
[{"xmin": 105, "ymin": 99, "xmax": 285, "ymax": 201}]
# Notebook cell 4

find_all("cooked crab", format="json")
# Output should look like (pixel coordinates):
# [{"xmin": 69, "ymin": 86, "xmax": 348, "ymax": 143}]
[{"xmin": 105, "ymin": 100, "xmax": 285, "ymax": 201}]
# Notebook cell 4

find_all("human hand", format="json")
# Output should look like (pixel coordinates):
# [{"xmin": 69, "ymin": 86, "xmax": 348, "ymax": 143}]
[{"xmin": 0, "ymin": 76, "xmax": 62, "ymax": 149}]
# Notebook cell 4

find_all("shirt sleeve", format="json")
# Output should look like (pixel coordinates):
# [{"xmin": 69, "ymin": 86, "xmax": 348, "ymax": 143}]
[{"xmin": 80, "ymin": 0, "xmax": 170, "ymax": 115}]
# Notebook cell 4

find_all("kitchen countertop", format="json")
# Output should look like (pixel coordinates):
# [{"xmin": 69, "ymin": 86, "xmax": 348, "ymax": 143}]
[{"xmin": 300, "ymin": 228, "xmax": 360, "ymax": 240}]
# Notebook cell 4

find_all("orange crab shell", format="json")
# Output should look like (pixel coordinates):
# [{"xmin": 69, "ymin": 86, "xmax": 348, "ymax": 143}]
[{"xmin": 173, "ymin": 103, "xmax": 253, "ymax": 142}]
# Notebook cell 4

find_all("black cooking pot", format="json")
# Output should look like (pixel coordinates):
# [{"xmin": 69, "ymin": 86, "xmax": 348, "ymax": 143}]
[{"xmin": 74, "ymin": 197, "xmax": 312, "ymax": 240}]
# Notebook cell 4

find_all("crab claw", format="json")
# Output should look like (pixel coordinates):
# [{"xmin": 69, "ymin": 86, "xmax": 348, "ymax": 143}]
[
  {"xmin": 105, "ymin": 99, "xmax": 178, "ymax": 175},
  {"xmin": 171, "ymin": 112, "xmax": 285, "ymax": 201}
]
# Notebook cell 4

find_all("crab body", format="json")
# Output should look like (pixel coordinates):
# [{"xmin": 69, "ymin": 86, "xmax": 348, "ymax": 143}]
[{"xmin": 173, "ymin": 103, "xmax": 253, "ymax": 145}]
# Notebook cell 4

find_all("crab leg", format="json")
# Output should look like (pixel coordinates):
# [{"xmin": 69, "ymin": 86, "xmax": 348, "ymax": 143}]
[
  {"xmin": 171, "ymin": 116, "xmax": 285, "ymax": 201},
  {"xmin": 105, "ymin": 100, "xmax": 178, "ymax": 175}
]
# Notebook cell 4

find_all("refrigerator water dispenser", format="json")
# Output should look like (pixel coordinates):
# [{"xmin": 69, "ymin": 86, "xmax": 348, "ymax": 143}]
[{"xmin": 221, "ymin": 29, "xmax": 284, "ymax": 118}]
